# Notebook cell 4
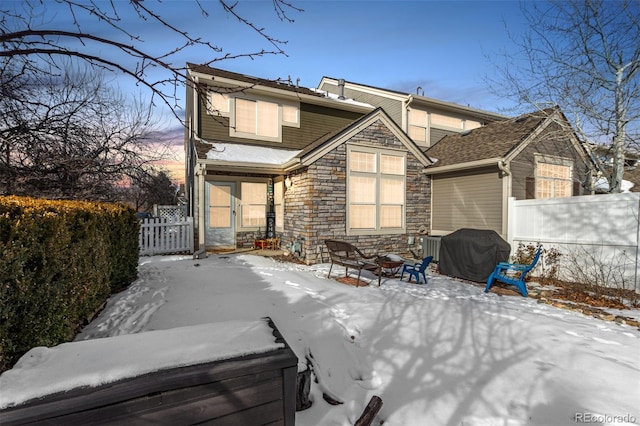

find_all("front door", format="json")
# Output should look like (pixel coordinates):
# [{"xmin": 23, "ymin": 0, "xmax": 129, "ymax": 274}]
[{"xmin": 205, "ymin": 182, "xmax": 235, "ymax": 249}]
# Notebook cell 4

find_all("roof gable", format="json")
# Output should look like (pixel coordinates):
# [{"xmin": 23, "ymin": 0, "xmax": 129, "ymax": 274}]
[
  {"xmin": 424, "ymin": 107, "xmax": 563, "ymax": 170},
  {"xmin": 289, "ymin": 108, "xmax": 433, "ymax": 170}
]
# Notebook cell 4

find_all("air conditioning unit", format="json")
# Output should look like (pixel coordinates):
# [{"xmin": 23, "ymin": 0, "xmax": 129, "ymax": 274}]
[{"xmin": 421, "ymin": 236, "xmax": 442, "ymax": 262}]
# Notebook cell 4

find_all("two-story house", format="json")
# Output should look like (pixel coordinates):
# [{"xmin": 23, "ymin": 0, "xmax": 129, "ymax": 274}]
[
  {"xmin": 185, "ymin": 64, "xmax": 433, "ymax": 262},
  {"xmin": 185, "ymin": 65, "xmax": 597, "ymax": 262}
]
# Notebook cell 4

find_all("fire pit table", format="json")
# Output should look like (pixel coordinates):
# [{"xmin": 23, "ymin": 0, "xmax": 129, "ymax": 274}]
[{"xmin": 374, "ymin": 256, "xmax": 405, "ymax": 286}]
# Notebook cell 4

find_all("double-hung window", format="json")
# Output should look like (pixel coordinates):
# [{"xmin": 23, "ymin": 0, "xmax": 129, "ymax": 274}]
[
  {"xmin": 347, "ymin": 146, "xmax": 406, "ymax": 234},
  {"xmin": 408, "ymin": 109, "xmax": 428, "ymax": 145},
  {"xmin": 241, "ymin": 182, "xmax": 267, "ymax": 228},
  {"xmin": 274, "ymin": 180, "xmax": 284, "ymax": 230},
  {"xmin": 229, "ymin": 96, "xmax": 300, "ymax": 142},
  {"xmin": 208, "ymin": 92, "xmax": 229, "ymax": 115},
  {"xmin": 535, "ymin": 156, "xmax": 573, "ymax": 199}
]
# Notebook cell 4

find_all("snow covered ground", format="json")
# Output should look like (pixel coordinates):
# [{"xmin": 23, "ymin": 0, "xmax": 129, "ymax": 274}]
[{"xmin": 6, "ymin": 254, "xmax": 640, "ymax": 425}]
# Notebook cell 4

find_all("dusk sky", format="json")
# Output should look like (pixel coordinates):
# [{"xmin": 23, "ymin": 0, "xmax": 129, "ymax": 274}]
[{"xmin": 8, "ymin": 0, "xmax": 536, "ymax": 183}]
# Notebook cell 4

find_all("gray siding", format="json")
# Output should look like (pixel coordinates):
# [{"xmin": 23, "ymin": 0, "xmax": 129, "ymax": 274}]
[
  {"xmin": 318, "ymin": 82, "xmax": 403, "ymax": 125},
  {"xmin": 198, "ymin": 98, "xmax": 363, "ymax": 150},
  {"xmin": 431, "ymin": 167, "xmax": 503, "ymax": 235},
  {"xmin": 511, "ymin": 122, "xmax": 592, "ymax": 199},
  {"xmin": 430, "ymin": 128, "xmax": 458, "ymax": 146}
]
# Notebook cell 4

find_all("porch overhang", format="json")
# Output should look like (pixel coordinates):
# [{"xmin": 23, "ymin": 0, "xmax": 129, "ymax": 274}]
[
  {"xmin": 199, "ymin": 160, "xmax": 286, "ymax": 175},
  {"xmin": 199, "ymin": 141, "xmax": 303, "ymax": 175}
]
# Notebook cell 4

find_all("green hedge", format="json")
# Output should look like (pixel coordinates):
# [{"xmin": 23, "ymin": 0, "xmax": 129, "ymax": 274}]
[{"xmin": 0, "ymin": 196, "xmax": 139, "ymax": 373}]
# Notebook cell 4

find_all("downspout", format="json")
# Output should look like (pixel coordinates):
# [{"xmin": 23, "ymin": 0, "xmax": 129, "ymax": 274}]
[
  {"xmin": 498, "ymin": 160, "xmax": 512, "ymax": 242},
  {"xmin": 195, "ymin": 162, "xmax": 207, "ymax": 258},
  {"xmin": 497, "ymin": 160, "xmax": 511, "ymax": 176},
  {"xmin": 403, "ymin": 94, "xmax": 414, "ymax": 133},
  {"xmin": 190, "ymin": 73, "xmax": 208, "ymax": 259}
]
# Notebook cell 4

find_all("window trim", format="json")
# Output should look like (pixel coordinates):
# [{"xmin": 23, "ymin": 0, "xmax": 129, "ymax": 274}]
[
  {"xmin": 408, "ymin": 108, "xmax": 429, "ymax": 145},
  {"xmin": 228, "ymin": 95, "xmax": 300, "ymax": 142},
  {"xmin": 534, "ymin": 154, "xmax": 574, "ymax": 199},
  {"xmin": 346, "ymin": 145, "xmax": 407, "ymax": 236},
  {"xmin": 274, "ymin": 180, "xmax": 284, "ymax": 231},
  {"xmin": 206, "ymin": 91, "xmax": 230, "ymax": 117}
]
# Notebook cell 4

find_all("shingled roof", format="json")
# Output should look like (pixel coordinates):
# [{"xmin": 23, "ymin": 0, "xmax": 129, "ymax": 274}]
[
  {"xmin": 425, "ymin": 107, "xmax": 559, "ymax": 168},
  {"xmin": 187, "ymin": 63, "xmax": 325, "ymax": 98}
]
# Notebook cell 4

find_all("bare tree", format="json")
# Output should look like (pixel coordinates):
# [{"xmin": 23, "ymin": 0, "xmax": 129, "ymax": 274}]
[
  {"xmin": 0, "ymin": 0, "xmax": 302, "ymax": 118},
  {"xmin": 126, "ymin": 170, "xmax": 179, "ymax": 212},
  {"xmin": 0, "ymin": 65, "xmax": 171, "ymax": 200},
  {"xmin": 490, "ymin": 0, "xmax": 640, "ymax": 193}
]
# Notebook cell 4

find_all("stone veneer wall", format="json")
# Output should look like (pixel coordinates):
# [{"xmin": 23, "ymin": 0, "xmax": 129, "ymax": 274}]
[{"xmin": 282, "ymin": 120, "xmax": 431, "ymax": 264}]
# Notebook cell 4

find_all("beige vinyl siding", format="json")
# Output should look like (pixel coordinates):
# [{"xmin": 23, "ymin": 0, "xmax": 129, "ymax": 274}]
[
  {"xmin": 199, "ymin": 98, "xmax": 362, "ymax": 150},
  {"xmin": 431, "ymin": 169, "xmax": 503, "ymax": 235}
]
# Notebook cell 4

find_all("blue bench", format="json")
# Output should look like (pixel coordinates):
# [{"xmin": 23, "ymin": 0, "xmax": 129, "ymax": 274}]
[{"xmin": 485, "ymin": 246, "xmax": 542, "ymax": 297}]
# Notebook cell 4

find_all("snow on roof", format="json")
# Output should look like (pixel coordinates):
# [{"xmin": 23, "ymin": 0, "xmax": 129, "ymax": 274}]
[
  {"xmin": 206, "ymin": 142, "xmax": 302, "ymax": 165},
  {"xmin": 0, "ymin": 320, "xmax": 284, "ymax": 409},
  {"xmin": 309, "ymin": 88, "xmax": 374, "ymax": 109}
]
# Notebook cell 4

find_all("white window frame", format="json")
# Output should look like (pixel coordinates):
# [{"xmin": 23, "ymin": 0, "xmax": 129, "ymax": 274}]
[
  {"xmin": 229, "ymin": 95, "xmax": 299, "ymax": 142},
  {"xmin": 346, "ymin": 145, "xmax": 406, "ymax": 235},
  {"xmin": 239, "ymin": 180, "xmax": 268, "ymax": 230},
  {"xmin": 430, "ymin": 112, "xmax": 464, "ymax": 131},
  {"xmin": 535, "ymin": 155, "xmax": 573, "ymax": 199},
  {"xmin": 274, "ymin": 180, "xmax": 284, "ymax": 231},
  {"xmin": 282, "ymin": 102, "xmax": 300, "ymax": 128},
  {"xmin": 207, "ymin": 91, "xmax": 230, "ymax": 116},
  {"xmin": 408, "ymin": 108, "xmax": 428, "ymax": 145}
]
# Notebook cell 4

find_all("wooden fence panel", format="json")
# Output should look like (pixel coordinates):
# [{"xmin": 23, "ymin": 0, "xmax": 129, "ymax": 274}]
[{"xmin": 139, "ymin": 217, "xmax": 194, "ymax": 256}]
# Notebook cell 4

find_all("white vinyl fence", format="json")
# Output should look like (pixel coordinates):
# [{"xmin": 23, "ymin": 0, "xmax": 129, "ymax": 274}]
[
  {"xmin": 139, "ymin": 217, "xmax": 194, "ymax": 256},
  {"xmin": 508, "ymin": 193, "xmax": 640, "ymax": 290}
]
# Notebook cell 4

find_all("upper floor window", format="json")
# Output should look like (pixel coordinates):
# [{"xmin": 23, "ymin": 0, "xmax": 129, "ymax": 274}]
[
  {"xmin": 463, "ymin": 119, "xmax": 482, "ymax": 130},
  {"xmin": 234, "ymin": 98, "xmax": 279, "ymax": 139},
  {"xmin": 206, "ymin": 90, "xmax": 301, "ymax": 141},
  {"xmin": 347, "ymin": 146, "xmax": 406, "ymax": 234},
  {"xmin": 209, "ymin": 92, "xmax": 229, "ymax": 115},
  {"xmin": 431, "ymin": 113, "xmax": 463, "ymax": 129},
  {"xmin": 408, "ymin": 109, "xmax": 428, "ymax": 144},
  {"xmin": 282, "ymin": 104, "xmax": 299, "ymax": 127},
  {"xmin": 535, "ymin": 157, "xmax": 573, "ymax": 199}
]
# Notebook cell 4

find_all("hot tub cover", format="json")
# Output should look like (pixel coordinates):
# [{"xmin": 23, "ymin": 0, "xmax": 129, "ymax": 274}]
[{"xmin": 438, "ymin": 228, "xmax": 511, "ymax": 282}]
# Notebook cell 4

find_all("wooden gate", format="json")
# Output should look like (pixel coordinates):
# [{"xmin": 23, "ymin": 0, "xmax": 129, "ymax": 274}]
[{"xmin": 139, "ymin": 217, "xmax": 194, "ymax": 256}]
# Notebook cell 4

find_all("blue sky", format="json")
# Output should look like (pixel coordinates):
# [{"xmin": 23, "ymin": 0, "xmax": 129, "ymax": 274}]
[
  {"xmin": 21, "ymin": 0, "xmax": 530, "ymax": 115},
  {"xmin": 227, "ymin": 1, "xmax": 527, "ymax": 108},
  {"xmin": 8, "ymin": 0, "xmax": 535, "ymax": 180}
]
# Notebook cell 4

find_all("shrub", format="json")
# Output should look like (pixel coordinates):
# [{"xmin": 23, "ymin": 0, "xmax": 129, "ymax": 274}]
[
  {"xmin": 512, "ymin": 242, "xmax": 562, "ymax": 284},
  {"xmin": 0, "ymin": 196, "xmax": 139, "ymax": 372}
]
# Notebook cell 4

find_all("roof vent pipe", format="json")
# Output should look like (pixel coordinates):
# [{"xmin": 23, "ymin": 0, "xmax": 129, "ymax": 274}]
[{"xmin": 338, "ymin": 79, "xmax": 346, "ymax": 100}]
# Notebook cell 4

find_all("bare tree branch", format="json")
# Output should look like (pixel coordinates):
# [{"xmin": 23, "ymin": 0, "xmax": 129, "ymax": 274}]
[
  {"xmin": 487, "ymin": 0, "xmax": 639, "ymax": 192},
  {"xmin": 1, "ymin": 0, "xmax": 302, "ymax": 120}
]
